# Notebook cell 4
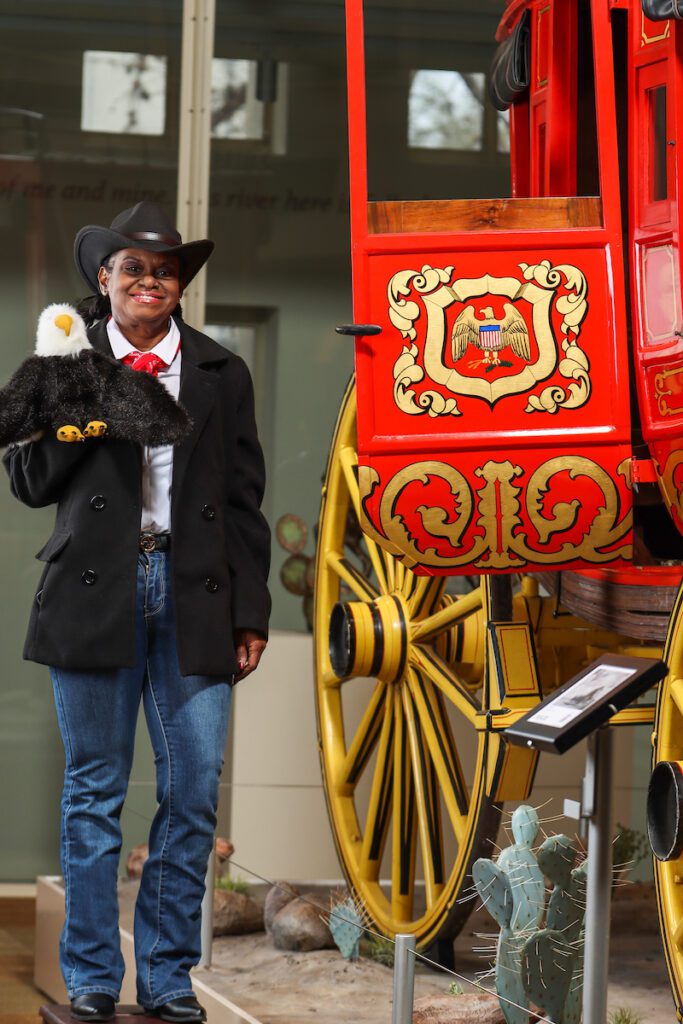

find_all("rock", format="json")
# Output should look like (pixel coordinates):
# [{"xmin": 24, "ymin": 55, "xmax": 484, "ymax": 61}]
[
  {"xmin": 126, "ymin": 836, "xmax": 234, "ymax": 881},
  {"xmin": 270, "ymin": 894, "xmax": 335, "ymax": 952},
  {"xmin": 126, "ymin": 843, "xmax": 148, "ymax": 880},
  {"xmin": 213, "ymin": 889, "xmax": 264, "ymax": 935},
  {"xmin": 214, "ymin": 836, "xmax": 235, "ymax": 879},
  {"xmin": 264, "ymin": 881, "xmax": 300, "ymax": 933},
  {"xmin": 412, "ymin": 994, "xmax": 505, "ymax": 1024}
]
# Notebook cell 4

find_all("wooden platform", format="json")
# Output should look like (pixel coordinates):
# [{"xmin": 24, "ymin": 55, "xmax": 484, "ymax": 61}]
[{"xmin": 40, "ymin": 1007, "xmax": 157, "ymax": 1023}]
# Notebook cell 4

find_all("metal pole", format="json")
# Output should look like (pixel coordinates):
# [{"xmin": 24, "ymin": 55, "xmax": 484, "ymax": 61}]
[
  {"xmin": 392, "ymin": 933, "xmax": 416, "ymax": 1024},
  {"xmin": 176, "ymin": 0, "xmax": 216, "ymax": 331},
  {"xmin": 582, "ymin": 727, "xmax": 614, "ymax": 1024},
  {"xmin": 198, "ymin": 846, "xmax": 216, "ymax": 968},
  {"xmin": 177, "ymin": 0, "xmax": 217, "ymax": 968}
]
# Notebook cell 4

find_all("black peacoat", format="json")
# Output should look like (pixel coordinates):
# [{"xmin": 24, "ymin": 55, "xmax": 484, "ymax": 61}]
[{"xmin": 2, "ymin": 317, "xmax": 271, "ymax": 677}]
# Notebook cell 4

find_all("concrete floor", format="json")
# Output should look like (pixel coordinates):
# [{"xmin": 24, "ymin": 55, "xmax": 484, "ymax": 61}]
[{"xmin": 117, "ymin": 879, "xmax": 676, "ymax": 1024}]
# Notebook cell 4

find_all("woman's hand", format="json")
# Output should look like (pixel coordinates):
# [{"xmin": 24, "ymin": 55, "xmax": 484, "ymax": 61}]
[{"xmin": 233, "ymin": 629, "xmax": 267, "ymax": 683}]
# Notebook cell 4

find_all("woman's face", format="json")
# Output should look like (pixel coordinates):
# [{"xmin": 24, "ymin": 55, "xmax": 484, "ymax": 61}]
[{"xmin": 98, "ymin": 248, "xmax": 182, "ymax": 335}]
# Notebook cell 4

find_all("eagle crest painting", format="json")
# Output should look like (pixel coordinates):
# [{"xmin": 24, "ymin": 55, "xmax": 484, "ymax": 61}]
[{"xmin": 451, "ymin": 303, "xmax": 531, "ymax": 370}]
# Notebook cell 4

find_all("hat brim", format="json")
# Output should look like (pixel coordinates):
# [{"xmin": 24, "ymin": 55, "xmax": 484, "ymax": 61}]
[{"xmin": 74, "ymin": 225, "xmax": 215, "ymax": 294}]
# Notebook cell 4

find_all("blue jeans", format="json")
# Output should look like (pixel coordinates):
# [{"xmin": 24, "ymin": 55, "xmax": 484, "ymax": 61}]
[{"xmin": 50, "ymin": 551, "xmax": 232, "ymax": 1008}]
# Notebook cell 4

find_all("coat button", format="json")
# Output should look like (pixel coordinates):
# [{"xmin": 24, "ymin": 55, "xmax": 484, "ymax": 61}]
[
  {"xmin": 90, "ymin": 494, "xmax": 106, "ymax": 511},
  {"xmin": 201, "ymin": 504, "xmax": 216, "ymax": 521},
  {"xmin": 205, "ymin": 577, "xmax": 219, "ymax": 593},
  {"xmin": 82, "ymin": 569, "xmax": 97, "ymax": 586}
]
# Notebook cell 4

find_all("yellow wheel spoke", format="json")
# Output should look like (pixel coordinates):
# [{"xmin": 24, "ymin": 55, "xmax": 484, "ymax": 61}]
[
  {"xmin": 339, "ymin": 444, "xmax": 362, "ymax": 519},
  {"xmin": 402, "ymin": 684, "xmax": 445, "ymax": 908},
  {"xmin": 412, "ymin": 644, "xmax": 479, "ymax": 724},
  {"xmin": 359, "ymin": 689, "xmax": 394, "ymax": 882},
  {"xmin": 326, "ymin": 551, "xmax": 378, "ymax": 602},
  {"xmin": 407, "ymin": 670, "xmax": 469, "ymax": 845},
  {"xmin": 364, "ymin": 536, "xmax": 390, "ymax": 595},
  {"xmin": 319, "ymin": 668, "xmax": 339, "ymax": 690},
  {"xmin": 400, "ymin": 565, "xmax": 417, "ymax": 600},
  {"xmin": 339, "ymin": 445, "xmax": 388, "ymax": 594},
  {"xmin": 340, "ymin": 680, "xmax": 389, "ymax": 792},
  {"xmin": 315, "ymin": 378, "xmax": 503, "ymax": 945},
  {"xmin": 383, "ymin": 547, "xmax": 396, "ymax": 592},
  {"xmin": 392, "ymin": 686, "xmax": 416, "ymax": 922},
  {"xmin": 408, "ymin": 576, "xmax": 446, "ymax": 619},
  {"xmin": 412, "ymin": 587, "xmax": 482, "ymax": 643}
]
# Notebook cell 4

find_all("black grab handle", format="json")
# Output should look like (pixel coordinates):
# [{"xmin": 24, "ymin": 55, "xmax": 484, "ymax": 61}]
[{"xmin": 335, "ymin": 324, "xmax": 382, "ymax": 337}]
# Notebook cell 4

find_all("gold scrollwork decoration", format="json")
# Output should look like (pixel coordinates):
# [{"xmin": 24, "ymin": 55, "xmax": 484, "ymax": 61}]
[
  {"xmin": 654, "ymin": 368, "xmax": 683, "ymax": 418},
  {"xmin": 389, "ymin": 266, "xmax": 461, "ymax": 417},
  {"xmin": 359, "ymin": 456, "xmax": 632, "ymax": 570},
  {"xmin": 393, "ymin": 343, "xmax": 461, "ymax": 417},
  {"xmin": 654, "ymin": 448, "xmax": 683, "ymax": 525},
  {"xmin": 514, "ymin": 456, "xmax": 632, "ymax": 563},
  {"xmin": 519, "ymin": 260, "xmax": 590, "ymax": 414}
]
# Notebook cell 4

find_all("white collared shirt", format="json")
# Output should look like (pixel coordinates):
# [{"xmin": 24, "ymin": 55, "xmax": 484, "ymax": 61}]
[{"xmin": 107, "ymin": 317, "xmax": 181, "ymax": 534}]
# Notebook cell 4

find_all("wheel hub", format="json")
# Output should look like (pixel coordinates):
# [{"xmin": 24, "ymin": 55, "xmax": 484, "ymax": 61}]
[{"xmin": 329, "ymin": 594, "xmax": 409, "ymax": 683}]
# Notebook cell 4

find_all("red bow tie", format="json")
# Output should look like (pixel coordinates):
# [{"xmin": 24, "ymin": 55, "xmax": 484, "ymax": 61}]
[{"xmin": 121, "ymin": 351, "xmax": 168, "ymax": 376}]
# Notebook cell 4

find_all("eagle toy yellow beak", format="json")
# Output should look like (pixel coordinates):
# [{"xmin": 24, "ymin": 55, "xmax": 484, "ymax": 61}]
[{"xmin": 54, "ymin": 313, "xmax": 73, "ymax": 336}]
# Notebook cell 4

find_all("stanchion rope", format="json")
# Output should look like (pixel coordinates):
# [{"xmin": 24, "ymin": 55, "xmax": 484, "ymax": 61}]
[{"xmin": 121, "ymin": 804, "xmax": 555, "ymax": 1023}]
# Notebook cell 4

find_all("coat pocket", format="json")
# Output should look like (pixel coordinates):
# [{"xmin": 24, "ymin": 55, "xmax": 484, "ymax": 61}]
[{"xmin": 35, "ymin": 529, "xmax": 71, "ymax": 562}]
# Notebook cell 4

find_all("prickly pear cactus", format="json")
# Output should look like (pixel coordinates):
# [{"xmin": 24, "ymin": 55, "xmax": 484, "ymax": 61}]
[
  {"xmin": 538, "ymin": 835, "xmax": 582, "ymax": 939},
  {"xmin": 472, "ymin": 859, "xmax": 529, "ymax": 1024},
  {"xmin": 498, "ymin": 806, "xmax": 545, "ymax": 932},
  {"xmin": 522, "ymin": 928, "xmax": 575, "ymax": 1022},
  {"xmin": 328, "ymin": 896, "xmax": 362, "ymax": 960},
  {"xmin": 522, "ymin": 837, "xmax": 587, "ymax": 1023},
  {"xmin": 473, "ymin": 806, "xmax": 588, "ymax": 1024}
]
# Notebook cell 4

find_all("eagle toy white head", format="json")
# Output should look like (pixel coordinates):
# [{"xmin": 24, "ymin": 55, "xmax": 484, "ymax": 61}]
[{"xmin": 35, "ymin": 303, "xmax": 91, "ymax": 358}]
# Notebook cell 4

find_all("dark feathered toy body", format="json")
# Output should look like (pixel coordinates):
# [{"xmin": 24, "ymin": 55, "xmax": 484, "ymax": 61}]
[{"xmin": 0, "ymin": 303, "xmax": 191, "ymax": 447}]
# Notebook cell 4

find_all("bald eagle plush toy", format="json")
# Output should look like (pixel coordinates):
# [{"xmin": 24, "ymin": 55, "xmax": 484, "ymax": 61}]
[{"xmin": 0, "ymin": 303, "xmax": 191, "ymax": 447}]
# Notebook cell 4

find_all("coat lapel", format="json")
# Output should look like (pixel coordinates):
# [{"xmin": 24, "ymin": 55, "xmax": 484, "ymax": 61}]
[
  {"xmin": 87, "ymin": 316, "xmax": 229, "ymax": 512},
  {"xmin": 88, "ymin": 318, "xmax": 113, "ymax": 356},
  {"xmin": 171, "ymin": 320, "xmax": 229, "ymax": 511},
  {"xmin": 171, "ymin": 361, "xmax": 219, "ymax": 508}
]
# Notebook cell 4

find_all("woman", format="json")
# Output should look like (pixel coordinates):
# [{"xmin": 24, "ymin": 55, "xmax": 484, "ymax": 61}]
[{"xmin": 3, "ymin": 202, "xmax": 271, "ymax": 1023}]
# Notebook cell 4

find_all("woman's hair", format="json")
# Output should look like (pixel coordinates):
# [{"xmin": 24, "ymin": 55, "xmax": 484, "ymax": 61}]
[{"xmin": 76, "ymin": 252, "xmax": 183, "ymax": 327}]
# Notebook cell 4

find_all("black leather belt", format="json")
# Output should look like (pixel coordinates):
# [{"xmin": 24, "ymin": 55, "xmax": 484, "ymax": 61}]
[{"xmin": 139, "ymin": 532, "xmax": 171, "ymax": 553}]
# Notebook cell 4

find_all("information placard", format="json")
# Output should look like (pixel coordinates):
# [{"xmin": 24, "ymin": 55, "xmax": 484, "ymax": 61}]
[{"xmin": 505, "ymin": 653, "xmax": 666, "ymax": 754}]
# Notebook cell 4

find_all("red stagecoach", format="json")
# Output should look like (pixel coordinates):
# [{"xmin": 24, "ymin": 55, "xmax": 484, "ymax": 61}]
[{"xmin": 312, "ymin": 0, "xmax": 683, "ymax": 1014}]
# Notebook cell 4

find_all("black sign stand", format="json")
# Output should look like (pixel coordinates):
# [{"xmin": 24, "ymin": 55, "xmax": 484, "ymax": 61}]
[{"xmin": 506, "ymin": 653, "xmax": 666, "ymax": 1024}]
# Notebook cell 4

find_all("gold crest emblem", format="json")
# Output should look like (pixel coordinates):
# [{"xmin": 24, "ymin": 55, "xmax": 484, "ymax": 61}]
[{"xmin": 389, "ymin": 260, "xmax": 590, "ymax": 416}]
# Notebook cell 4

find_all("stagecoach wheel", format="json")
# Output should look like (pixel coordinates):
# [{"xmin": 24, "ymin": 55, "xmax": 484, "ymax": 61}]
[
  {"xmin": 314, "ymin": 378, "xmax": 507, "ymax": 948},
  {"xmin": 651, "ymin": 584, "xmax": 683, "ymax": 1016}
]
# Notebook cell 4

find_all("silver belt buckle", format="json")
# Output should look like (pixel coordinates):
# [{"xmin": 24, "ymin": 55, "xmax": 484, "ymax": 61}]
[{"xmin": 140, "ymin": 532, "xmax": 157, "ymax": 553}]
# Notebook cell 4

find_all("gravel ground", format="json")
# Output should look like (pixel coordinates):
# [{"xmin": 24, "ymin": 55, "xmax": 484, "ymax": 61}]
[{"xmin": 118, "ymin": 879, "xmax": 675, "ymax": 1024}]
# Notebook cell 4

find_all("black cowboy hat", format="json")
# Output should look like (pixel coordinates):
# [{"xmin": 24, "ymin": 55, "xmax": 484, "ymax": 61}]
[{"xmin": 74, "ymin": 201, "xmax": 215, "ymax": 293}]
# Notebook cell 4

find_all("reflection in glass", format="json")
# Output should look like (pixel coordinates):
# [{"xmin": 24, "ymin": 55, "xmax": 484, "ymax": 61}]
[
  {"xmin": 206, "ymin": 322, "xmax": 258, "ymax": 376},
  {"xmin": 211, "ymin": 59, "xmax": 264, "ymax": 140},
  {"xmin": 407, "ymin": 70, "xmax": 485, "ymax": 151},
  {"xmin": 497, "ymin": 108, "xmax": 510, "ymax": 154},
  {"xmin": 651, "ymin": 85, "xmax": 667, "ymax": 203},
  {"xmin": 81, "ymin": 51, "xmax": 167, "ymax": 135}
]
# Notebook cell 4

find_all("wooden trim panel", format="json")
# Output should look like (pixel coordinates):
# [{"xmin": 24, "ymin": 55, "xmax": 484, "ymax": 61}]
[{"xmin": 367, "ymin": 196, "xmax": 603, "ymax": 235}]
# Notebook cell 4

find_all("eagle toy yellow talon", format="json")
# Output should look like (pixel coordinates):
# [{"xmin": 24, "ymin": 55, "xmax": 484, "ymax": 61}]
[
  {"xmin": 56, "ymin": 425, "xmax": 85, "ymax": 443},
  {"xmin": 83, "ymin": 420, "xmax": 108, "ymax": 438}
]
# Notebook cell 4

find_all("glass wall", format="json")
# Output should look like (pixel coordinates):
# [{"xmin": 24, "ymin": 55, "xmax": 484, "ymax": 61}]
[
  {"xmin": 0, "ymin": 0, "xmax": 510, "ymax": 879},
  {"xmin": 208, "ymin": 1, "xmax": 354, "ymax": 632},
  {"xmin": 0, "ymin": 2, "xmax": 183, "ymax": 880}
]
